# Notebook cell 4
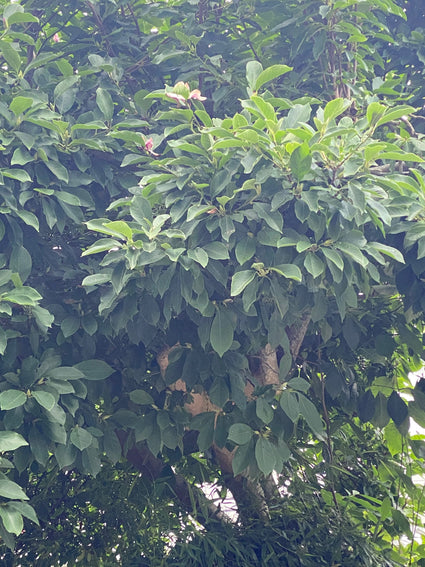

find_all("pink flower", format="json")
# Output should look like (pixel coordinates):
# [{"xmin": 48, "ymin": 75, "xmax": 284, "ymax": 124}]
[
  {"xmin": 144, "ymin": 137, "xmax": 160, "ymax": 156},
  {"xmin": 188, "ymin": 89, "xmax": 206, "ymax": 101},
  {"xmin": 53, "ymin": 33, "xmax": 60, "ymax": 43},
  {"xmin": 165, "ymin": 92, "xmax": 187, "ymax": 105}
]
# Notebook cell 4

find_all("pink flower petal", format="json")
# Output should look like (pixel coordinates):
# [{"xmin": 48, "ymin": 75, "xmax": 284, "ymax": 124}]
[
  {"xmin": 188, "ymin": 89, "xmax": 207, "ymax": 101},
  {"xmin": 165, "ymin": 92, "xmax": 187, "ymax": 104}
]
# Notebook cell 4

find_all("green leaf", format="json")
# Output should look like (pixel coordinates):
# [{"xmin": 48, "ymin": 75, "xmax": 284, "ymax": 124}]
[
  {"xmin": 270, "ymin": 264, "xmax": 302, "ymax": 282},
  {"xmin": 256, "ymin": 398, "xmax": 274, "ymax": 424},
  {"xmin": 81, "ymin": 447, "xmax": 101, "ymax": 476},
  {"xmin": 358, "ymin": 391, "xmax": 376, "ymax": 423},
  {"xmin": 387, "ymin": 391, "xmax": 408, "ymax": 426},
  {"xmin": 288, "ymin": 377, "xmax": 310, "ymax": 394},
  {"xmin": 335, "ymin": 242, "xmax": 368, "ymax": 267},
  {"xmin": 70, "ymin": 427, "xmax": 93, "ymax": 451},
  {"xmin": 96, "ymin": 87, "xmax": 114, "ymax": 121},
  {"xmin": 81, "ymin": 239, "xmax": 123, "ymax": 256},
  {"xmin": 54, "ymin": 75, "xmax": 79, "ymax": 100},
  {"xmin": 187, "ymin": 247, "xmax": 209, "ymax": 267},
  {"xmin": 129, "ymin": 390, "xmax": 154, "ymax": 405},
  {"xmin": 15, "ymin": 210, "xmax": 39, "ymax": 232},
  {"xmin": 208, "ymin": 376, "xmax": 229, "ymax": 408},
  {"xmin": 231, "ymin": 270, "xmax": 256, "ymax": 296},
  {"xmin": 235, "ymin": 238, "xmax": 256, "ymax": 265},
  {"xmin": 379, "ymin": 151, "xmax": 423, "ymax": 162},
  {"xmin": 0, "ymin": 479, "xmax": 29, "ymax": 501},
  {"xmin": 255, "ymin": 437, "xmax": 277, "ymax": 476},
  {"xmin": 322, "ymin": 247, "xmax": 344, "ymax": 271},
  {"xmin": 10, "ymin": 245, "xmax": 32, "ymax": 283},
  {"xmin": 232, "ymin": 440, "xmax": 254, "ymax": 475},
  {"xmin": 8, "ymin": 11, "xmax": 38, "ymax": 25},
  {"xmin": 2, "ymin": 286, "xmax": 41, "ymax": 306},
  {"xmin": 103, "ymin": 427, "xmax": 122, "ymax": 465},
  {"xmin": 251, "ymin": 96, "xmax": 276, "ymax": 121},
  {"xmin": 210, "ymin": 307, "xmax": 235, "ymax": 357},
  {"xmin": 304, "ymin": 253, "xmax": 325, "ymax": 278},
  {"xmin": 323, "ymin": 98, "xmax": 351, "ymax": 122},
  {"xmin": 371, "ymin": 392, "xmax": 390, "ymax": 429},
  {"xmin": 82, "ymin": 273, "xmax": 111, "ymax": 287},
  {"xmin": 298, "ymin": 394, "xmax": 324, "ymax": 437},
  {"xmin": 0, "ymin": 432, "xmax": 28, "ymax": 452},
  {"xmin": 71, "ymin": 121, "xmax": 107, "ymax": 131},
  {"xmin": 9, "ymin": 96, "xmax": 33, "ymax": 116},
  {"xmin": 7, "ymin": 501, "xmax": 38, "ymax": 526},
  {"xmin": 32, "ymin": 390, "xmax": 56, "ymax": 411},
  {"xmin": 56, "ymin": 191, "xmax": 83, "ymax": 207},
  {"xmin": 218, "ymin": 216, "xmax": 235, "ymax": 241},
  {"xmin": 0, "ymin": 390, "xmax": 27, "ymax": 411},
  {"xmin": 0, "ymin": 505, "xmax": 23, "ymax": 536},
  {"xmin": 376, "ymin": 105, "xmax": 416, "ymax": 127},
  {"xmin": 2, "ymin": 169, "xmax": 31, "ymax": 183},
  {"xmin": 11, "ymin": 148, "xmax": 33, "ymax": 166},
  {"xmin": 253, "ymin": 203, "xmax": 283, "ymax": 232},
  {"xmin": 203, "ymin": 242, "xmax": 229, "ymax": 260},
  {"xmin": 384, "ymin": 421, "xmax": 403, "ymax": 456},
  {"xmin": 74, "ymin": 360, "xmax": 114, "ymax": 381},
  {"xmin": 46, "ymin": 367, "xmax": 85, "ymax": 380},
  {"xmin": 367, "ymin": 102, "xmax": 386, "ymax": 125},
  {"xmin": 187, "ymin": 204, "xmax": 214, "ymax": 222},
  {"xmin": 61, "ymin": 316, "xmax": 80, "ymax": 338},
  {"xmin": 46, "ymin": 161, "xmax": 69, "ymax": 183},
  {"xmin": 280, "ymin": 390, "xmax": 299, "ymax": 422},
  {"xmin": 289, "ymin": 143, "xmax": 312, "ymax": 181},
  {"xmin": 103, "ymin": 221, "xmax": 133, "ymax": 240},
  {"xmin": 55, "ymin": 444, "xmax": 77, "ymax": 469},
  {"xmin": 254, "ymin": 64, "xmax": 292, "ymax": 91},
  {"xmin": 342, "ymin": 318, "xmax": 360, "ymax": 350},
  {"xmin": 0, "ymin": 41, "xmax": 21, "ymax": 73},
  {"xmin": 246, "ymin": 60, "xmax": 263, "ymax": 91},
  {"xmin": 228, "ymin": 423, "xmax": 253, "ymax": 445}
]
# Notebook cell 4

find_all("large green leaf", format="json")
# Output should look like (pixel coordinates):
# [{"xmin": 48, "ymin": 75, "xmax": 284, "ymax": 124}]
[
  {"xmin": 255, "ymin": 437, "xmax": 277, "ymax": 476},
  {"xmin": 0, "ymin": 432, "xmax": 28, "ymax": 452},
  {"xmin": 210, "ymin": 307, "xmax": 235, "ymax": 357},
  {"xmin": 289, "ymin": 143, "xmax": 312, "ymax": 181},
  {"xmin": 0, "ymin": 479, "xmax": 29, "ymax": 501},
  {"xmin": 129, "ymin": 390, "xmax": 154, "ymax": 405},
  {"xmin": 246, "ymin": 60, "xmax": 263, "ymax": 91},
  {"xmin": 32, "ymin": 390, "xmax": 56, "ymax": 411},
  {"xmin": 74, "ymin": 360, "xmax": 114, "ymax": 381},
  {"xmin": 0, "ymin": 505, "xmax": 24, "ymax": 536},
  {"xmin": 0, "ymin": 390, "xmax": 27, "ymax": 411},
  {"xmin": 254, "ymin": 64, "xmax": 292, "ymax": 91},
  {"xmin": 70, "ymin": 427, "xmax": 93, "ymax": 451},
  {"xmin": 298, "ymin": 395, "xmax": 324, "ymax": 437},
  {"xmin": 228, "ymin": 423, "xmax": 253, "ymax": 445},
  {"xmin": 270, "ymin": 264, "xmax": 302, "ymax": 282},
  {"xmin": 231, "ymin": 270, "xmax": 256, "ymax": 296},
  {"xmin": 323, "ymin": 98, "xmax": 351, "ymax": 122},
  {"xmin": 2, "ymin": 287, "xmax": 42, "ymax": 306},
  {"xmin": 96, "ymin": 87, "xmax": 114, "ymax": 121}
]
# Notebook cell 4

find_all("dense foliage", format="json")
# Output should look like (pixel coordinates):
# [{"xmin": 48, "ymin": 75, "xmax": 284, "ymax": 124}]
[{"xmin": 0, "ymin": 0, "xmax": 425, "ymax": 564}]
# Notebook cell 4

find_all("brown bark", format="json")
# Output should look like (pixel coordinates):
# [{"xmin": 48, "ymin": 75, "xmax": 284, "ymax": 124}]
[
  {"xmin": 153, "ymin": 311, "xmax": 312, "ymax": 525},
  {"xmin": 287, "ymin": 311, "xmax": 311, "ymax": 360},
  {"xmin": 120, "ymin": 432, "xmax": 231, "ymax": 525},
  {"xmin": 159, "ymin": 346, "xmax": 272, "ymax": 523},
  {"xmin": 256, "ymin": 343, "xmax": 279, "ymax": 386}
]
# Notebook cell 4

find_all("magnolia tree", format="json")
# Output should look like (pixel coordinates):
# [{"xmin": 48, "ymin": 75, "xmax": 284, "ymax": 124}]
[{"xmin": 0, "ymin": 0, "xmax": 425, "ymax": 565}]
